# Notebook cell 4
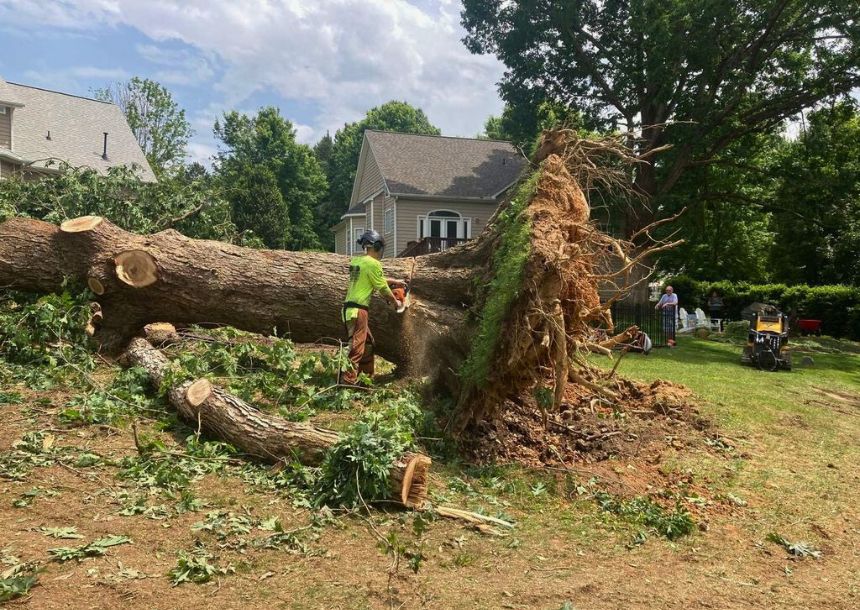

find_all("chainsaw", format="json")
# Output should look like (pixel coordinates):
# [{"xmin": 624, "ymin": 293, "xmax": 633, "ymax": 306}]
[
  {"xmin": 390, "ymin": 258, "xmax": 415, "ymax": 314},
  {"xmin": 390, "ymin": 281, "xmax": 411, "ymax": 314}
]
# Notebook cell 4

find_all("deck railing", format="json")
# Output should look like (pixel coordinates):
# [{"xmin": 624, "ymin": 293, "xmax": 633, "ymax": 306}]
[{"xmin": 398, "ymin": 237, "xmax": 469, "ymax": 257}]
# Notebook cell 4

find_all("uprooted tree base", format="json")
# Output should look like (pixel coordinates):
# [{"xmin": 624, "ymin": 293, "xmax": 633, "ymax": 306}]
[
  {"xmin": 468, "ymin": 376, "xmax": 714, "ymax": 467},
  {"xmin": 0, "ymin": 135, "xmax": 684, "ymax": 497}
]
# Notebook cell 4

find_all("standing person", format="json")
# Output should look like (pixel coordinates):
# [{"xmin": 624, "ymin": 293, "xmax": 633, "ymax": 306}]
[
  {"xmin": 341, "ymin": 230, "xmax": 403, "ymax": 385},
  {"xmin": 707, "ymin": 290, "xmax": 724, "ymax": 330},
  {"xmin": 655, "ymin": 285, "xmax": 679, "ymax": 346}
]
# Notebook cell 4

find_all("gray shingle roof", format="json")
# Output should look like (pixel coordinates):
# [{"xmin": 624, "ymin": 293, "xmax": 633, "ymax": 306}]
[
  {"xmin": 344, "ymin": 201, "xmax": 366, "ymax": 215},
  {"xmin": 0, "ymin": 77, "xmax": 156, "ymax": 181},
  {"xmin": 365, "ymin": 130, "xmax": 525, "ymax": 199}
]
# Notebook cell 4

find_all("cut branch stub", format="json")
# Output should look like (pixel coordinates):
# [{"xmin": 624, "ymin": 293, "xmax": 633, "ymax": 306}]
[
  {"xmin": 390, "ymin": 452, "xmax": 432, "ymax": 508},
  {"xmin": 115, "ymin": 250, "xmax": 158, "ymax": 288},
  {"xmin": 87, "ymin": 276, "xmax": 105, "ymax": 295},
  {"xmin": 60, "ymin": 215, "xmax": 103, "ymax": 233},
  {"xmin": 186, "ymin": 378, "xmax": 212, "ymax": 408}
]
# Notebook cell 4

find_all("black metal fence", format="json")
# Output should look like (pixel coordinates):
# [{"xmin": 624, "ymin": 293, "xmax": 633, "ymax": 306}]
[{"xmin": 610, "ymin": 302, "xmax": 675, "ymax": 347}]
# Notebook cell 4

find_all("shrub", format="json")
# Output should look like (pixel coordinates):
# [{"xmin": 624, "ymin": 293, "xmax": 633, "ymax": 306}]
[{"xmin": 666, "ymin": 276, "xmax": 860, "ymax": 339}]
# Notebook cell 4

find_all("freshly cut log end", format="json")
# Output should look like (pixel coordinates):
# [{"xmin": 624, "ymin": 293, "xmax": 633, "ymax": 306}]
[
  {"xmin": 390, "ymin": 452, "xmax": 432, "ymax": 509},
  {"xmin": 115, "ymin": 250, "xmax": 158, "ymax": 287},
  {"xmin": 143, "ymin": 322, "xmax": 178, "ymax": 345},
  {"xmin": 186, "ymin": 378, "xmax": 212, "ymax": 407},
  {"xmin": 87, "ymin": 276, "xmax": 105, "ymax": 295},
  {"xmin": 60, "ymin": 215, "xmax": 103, "ymax": 233}
]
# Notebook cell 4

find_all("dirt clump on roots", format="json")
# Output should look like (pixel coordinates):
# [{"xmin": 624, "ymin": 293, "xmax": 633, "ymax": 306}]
[{"xmin": 466, "ymin": 374, "xmax": 713, "ymax": 468}]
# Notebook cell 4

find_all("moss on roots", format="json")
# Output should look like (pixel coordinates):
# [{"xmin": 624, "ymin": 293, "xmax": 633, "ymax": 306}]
[{"xmin": 459, "ymin": 171, "xmax": 539, "ymax": 390}]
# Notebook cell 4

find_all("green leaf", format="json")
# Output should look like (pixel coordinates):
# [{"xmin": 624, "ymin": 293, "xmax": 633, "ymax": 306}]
[{"xmin": 40, "ymin": 526, "xmax": 84, "ymax": 539}]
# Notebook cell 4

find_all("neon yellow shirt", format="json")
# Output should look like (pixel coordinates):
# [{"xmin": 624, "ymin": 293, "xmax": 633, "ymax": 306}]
[{"xmin": 342, "ymin": 255, "xmax": 393, "ymax": 321}]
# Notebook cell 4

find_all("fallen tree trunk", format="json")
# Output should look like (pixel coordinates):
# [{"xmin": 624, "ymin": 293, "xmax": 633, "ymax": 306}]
[
  {"xmin": 123, "ymin": 336, "xmax": 431, "ymax": 508},
  {"xmin": 0, "ymin": 215, "xmax": 475, "ymax": 375}
]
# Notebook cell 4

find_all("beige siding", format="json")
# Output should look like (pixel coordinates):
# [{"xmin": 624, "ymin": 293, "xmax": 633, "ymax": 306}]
[
  {"xmin": 0, "ymin": 159, "xmax": 21, "ymax": 180},
  {"xmin": 352, "ymin": 145, "xmax": 385, "ymax": 205},
  {"xmin": 394, "ymin": 199, "xmax": 499, "ymax": 256},
  {"xmin": 333, "ymin": 222, "xmax": 347, "ymax": 255},
  {"xmin": 382, "ymin": 195, "xmax": 396, "ymax": 258},
  {"xmin": 363, "ymin": 192, "xmax": 385, "ymax": 235},
  {"xmin": 372, "ymin": 193, "xmax": 384, "ymax": 240},
  {"xmin": 0, "ymin": 107, "xmax": 11, "ymax": 149}
]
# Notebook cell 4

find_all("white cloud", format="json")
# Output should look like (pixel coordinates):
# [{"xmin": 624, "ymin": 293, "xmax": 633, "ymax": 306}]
[
  {"xmin": 186, "ymin": 140, "xmax": 217, "ymax": 167},
  {"xmin": 293, "ymin": 123, "xmax": 317, "ymax": 145},
  {"xmin": 21, "ymin": 65, "xmax": 129, "ymax": 93},
  {"xmin": 136, "ymin": 44, "xmax": 215, "ymax": 86},
  {"xmin": 2, "ymin": 0, "xmax": 505, "ymax": 138}
]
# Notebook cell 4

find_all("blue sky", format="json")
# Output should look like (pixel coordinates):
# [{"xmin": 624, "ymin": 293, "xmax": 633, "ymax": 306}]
[{"xmin": 0, "ymin": 0, "xmax": 505, "ymax": 165}]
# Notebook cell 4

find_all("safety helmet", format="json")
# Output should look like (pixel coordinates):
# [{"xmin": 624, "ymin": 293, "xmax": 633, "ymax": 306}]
[{"xmin": 357, "ymin": 229, "xmax": 385, "ymax": 253}]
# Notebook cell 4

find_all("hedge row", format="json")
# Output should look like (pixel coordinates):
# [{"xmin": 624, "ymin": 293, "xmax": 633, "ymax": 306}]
[{"xmin": 665, "ymin": 276, "xmax": 860, "ymax": 340}]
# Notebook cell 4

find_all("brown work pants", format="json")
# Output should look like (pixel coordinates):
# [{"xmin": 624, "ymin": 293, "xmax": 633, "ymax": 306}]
[{"xmin": 343, "ymin": 309, "xmax": 374, "ymax": 384}]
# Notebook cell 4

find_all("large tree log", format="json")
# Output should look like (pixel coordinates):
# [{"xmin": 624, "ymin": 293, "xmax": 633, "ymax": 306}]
[
  {"xmin": 0, "ymin": 215, "xmax": 477, "ymax": 375},
  {"xmin": 123, "ymin": 336, "xmax": 431, "ymax": 508}
]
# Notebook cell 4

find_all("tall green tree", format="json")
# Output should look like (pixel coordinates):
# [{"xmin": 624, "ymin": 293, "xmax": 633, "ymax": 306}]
[
  {"xmin": 462, "ymin": 0, "xmax": 860, "ymax": 236},
  {"xmin": 214, "ymin": 107, "xmax": 326, "ymax": 250},
  {"xmin": 769, "ymin": 102, "xmax": 860, "ymax": 285},
  {"xmin": 313, "ymin": 131, "xmax": 334, "ymax": 176},
  {"xmin": 654, "ymin": 131, "xmax": 780, "ymax": 283},
  {"xmin": 320, "ymin": 101, "xmax": 440, "ymax": 231},
  {"xmin": 94, "ymin": 77, "xmax": 193, "ymax": 174}
]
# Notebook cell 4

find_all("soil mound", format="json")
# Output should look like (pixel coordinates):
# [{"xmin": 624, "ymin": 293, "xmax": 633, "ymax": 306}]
[{"xmin": 467, "ymin": 375, "xmax": 712, "ymax": 467}]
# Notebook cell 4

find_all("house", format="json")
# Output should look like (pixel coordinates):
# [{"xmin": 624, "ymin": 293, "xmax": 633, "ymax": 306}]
[
  {"xmin": 331, "ymin": 130, "xmax": 526, "ymax": 258},
  {"xmin": 0, "ymin": 75, "xmax": 155, "ymax": 181}
]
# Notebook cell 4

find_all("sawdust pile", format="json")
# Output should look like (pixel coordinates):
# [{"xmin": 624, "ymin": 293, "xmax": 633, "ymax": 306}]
[{"xmin": 468, "ymin": 376, "xmax": 712, "ymax": 467}]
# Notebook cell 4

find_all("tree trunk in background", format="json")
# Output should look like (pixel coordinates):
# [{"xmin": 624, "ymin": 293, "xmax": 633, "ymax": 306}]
[{"xmin": 0, "ymin": 216, "xmax": 477, "ymax": 377}]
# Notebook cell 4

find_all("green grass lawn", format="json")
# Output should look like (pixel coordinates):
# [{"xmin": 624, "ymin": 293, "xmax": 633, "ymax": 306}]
[{"xmin": 600, "ymin": 335, "xmax": 860, "ymax": 538}]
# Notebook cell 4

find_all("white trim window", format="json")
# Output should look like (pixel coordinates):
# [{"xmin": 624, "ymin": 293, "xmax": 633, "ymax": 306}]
[
  {"xmin": 417, "ymin": 210, "xmax": 471, "ymax": 251},
  {"xmin": 383, "ymin": 206, "xmax": 394, "ymax": 235},
  {"xmin": 350, "ymin": 226, "xmax": 365, "ymax": 255},
  {"xmin": 0, "ymin": 106, "xmax": 7, "ymax": 115}
]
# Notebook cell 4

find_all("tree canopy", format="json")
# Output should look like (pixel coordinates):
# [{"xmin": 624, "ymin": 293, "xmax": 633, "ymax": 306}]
[
  {"xmin": 462, "ymin": 0, "xmax": 860, "ymax": 234},
  {"xmin": 769, "ymin": 102, "xmax": 860, "ymax": 285},
  {"xmin": 94, "ymin": 77, "xmax": 193, "ymax": 175},
  {"xmin": 214, "ymin": 107, "xmax": 326, "ymax": 250}
]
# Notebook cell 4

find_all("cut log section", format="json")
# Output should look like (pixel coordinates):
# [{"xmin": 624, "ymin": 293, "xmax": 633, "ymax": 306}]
[
  {"xmin": 185, "ymin": 378, "xmax": 212, "ymax": 408},
  {"xmin": 60, "ymin": 215, "xmax": 103, "ymax": 233},
  {"xmin": 87, "ymin": 277, "xmax": 105, "ymax": 295},
  {"xmin": 122, "ymin": 337, "xmax": 431, "ymax": 507},
  {"xmin": 114, "ymin": 250, "xmax": 158, "ymax": 288}
]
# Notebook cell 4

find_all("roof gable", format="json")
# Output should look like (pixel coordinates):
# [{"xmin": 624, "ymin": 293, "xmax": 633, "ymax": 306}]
[
  {"xmin": 364, "ymin": 130, "xmax": 525, "ymax": 199},
  {"xmin": 0, "ymin": 79, "xmax": 156, "ymax": 181}
]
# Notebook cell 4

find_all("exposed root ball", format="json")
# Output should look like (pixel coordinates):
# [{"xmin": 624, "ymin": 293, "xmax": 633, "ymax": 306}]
[{"xmin": 457, "ymin": 154, "xmax": 613, "ymax": 430}]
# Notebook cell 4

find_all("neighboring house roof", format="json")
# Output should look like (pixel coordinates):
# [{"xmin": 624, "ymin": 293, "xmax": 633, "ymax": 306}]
[
  {"xmin": 364, "ymin": 130, "xmax": 525, "ymax": 199},
  {"xmin": 0, "ymin": 76, "xmax": 156, "ymax": 181}
]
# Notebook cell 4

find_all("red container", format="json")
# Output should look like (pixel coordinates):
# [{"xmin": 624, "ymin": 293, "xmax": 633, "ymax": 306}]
[{"xmin": 797, "ymin": 319, "xmax": 822, "ymax": 333}]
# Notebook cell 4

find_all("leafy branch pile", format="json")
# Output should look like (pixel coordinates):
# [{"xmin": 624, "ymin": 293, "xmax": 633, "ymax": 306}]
[{"xmin": 0, "ymin": 285, "xmax": 428, "ymax": 511}]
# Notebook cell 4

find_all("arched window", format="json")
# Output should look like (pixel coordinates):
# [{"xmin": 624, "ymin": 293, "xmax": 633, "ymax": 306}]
[{"xmin": 418, "ymin": 210, "xmax": 471, "ymax": 241}]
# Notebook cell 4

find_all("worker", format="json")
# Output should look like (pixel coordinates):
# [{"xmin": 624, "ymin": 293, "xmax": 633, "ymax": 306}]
[{"xmin": 341, "ymin": 230, "xmax": 404, "ymax": 385}]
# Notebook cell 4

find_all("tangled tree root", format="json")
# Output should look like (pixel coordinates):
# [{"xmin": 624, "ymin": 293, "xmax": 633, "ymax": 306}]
[{"xmin": 454, "ymin": 141, "xmax": 681, "ymax": 434}]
